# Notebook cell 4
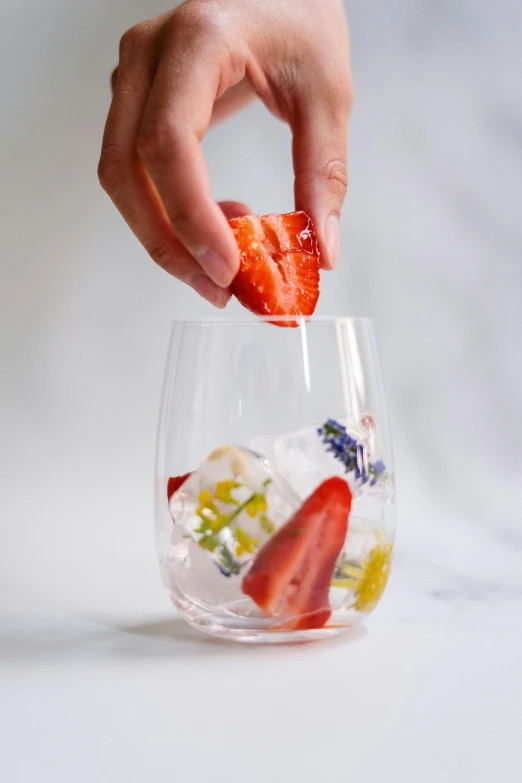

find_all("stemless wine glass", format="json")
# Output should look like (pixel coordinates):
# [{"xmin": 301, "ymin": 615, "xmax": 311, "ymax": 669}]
[{"xmin": 155, "ymin": 316, "xmax": 395, "ymax": 643}]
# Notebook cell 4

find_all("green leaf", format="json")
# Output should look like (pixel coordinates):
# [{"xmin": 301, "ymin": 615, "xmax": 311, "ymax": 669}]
[
  {"xmin": 198, "ymin": 533, "xmax": 220, "ymax": 552},
  {"xmin": 218, "ymin": 545, "xmax": 241, "ymax": 576}
]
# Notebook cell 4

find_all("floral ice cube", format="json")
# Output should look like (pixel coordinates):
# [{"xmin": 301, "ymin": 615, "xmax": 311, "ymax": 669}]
[
  {"xmin": 251, "ymin": 417, "xmax": 389, "ymax": 500},
  {"xmin": 169, "ymin": 445, "xmax": 301, "ymax": 577}
]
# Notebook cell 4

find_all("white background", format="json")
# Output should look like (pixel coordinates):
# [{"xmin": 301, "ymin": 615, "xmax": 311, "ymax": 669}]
[{"xmin": 1, "ymin": 1, "xmax": 522, "ymax": 781}]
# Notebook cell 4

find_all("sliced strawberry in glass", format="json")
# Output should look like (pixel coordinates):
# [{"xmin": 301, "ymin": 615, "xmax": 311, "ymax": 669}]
[
  {"xmin": 167, "ymin": 472, "xmax": 192, "ymax": 502},
  {"xmin": 242, "ymin": 476, "xmax": 352, "ymax": 630}
]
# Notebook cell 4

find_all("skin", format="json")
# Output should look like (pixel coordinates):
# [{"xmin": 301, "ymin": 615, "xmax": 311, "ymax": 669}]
[{"xmin": 99, "ymin": 0, "xmax": 353, "ymax": 307}]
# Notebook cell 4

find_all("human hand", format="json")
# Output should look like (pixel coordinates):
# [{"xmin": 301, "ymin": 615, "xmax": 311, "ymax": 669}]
[{"xmin": 99, "ymin": 0, "xmax": 353, "ymax": 307}]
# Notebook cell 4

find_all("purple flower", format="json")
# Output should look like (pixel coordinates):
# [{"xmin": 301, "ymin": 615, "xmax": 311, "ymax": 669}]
[
  {"xmin": 372, "ymin": 460, "xmax": 386, "ymax": 477},
  {"xmin": 318, "ymin": 419, "xmax": 386, "ymax": 485}
]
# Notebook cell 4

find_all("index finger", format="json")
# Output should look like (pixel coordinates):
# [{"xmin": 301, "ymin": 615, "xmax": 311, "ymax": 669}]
[{"xmin": 136, "ymin": 20, "xmax": 245, "ymax": 288}]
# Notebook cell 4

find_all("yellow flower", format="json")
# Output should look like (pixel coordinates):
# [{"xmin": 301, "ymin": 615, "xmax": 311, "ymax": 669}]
[
  {"xmin": 196, "ymin": 489, "xmax": 227, "ymax": 536},
  {"xmin": 331, "ymin": 559, "xmax": 363, "ymax": 590},
  {"xmin": 235, "ymin": 526, "xmax": 259, "ymax": 557},
  {"xmin": 331, "ymin": 534, "xmax": 393, "ymax": 612},
  {"xmin": 197, "ymin": 488, "xmax": 219, "ymax": 518},
  {"xmin": 194, "ymin": 476, "xmax": 271, "ymax": 560},
  {"xmin": 245, "ymin": 493, "xmax": 267, "ymax": 518},
  {"xmin": 214, "ymin": 480, "xmax": 240, "ymax": 505},
  {"xmin": 354, "ymin": 541, "xmax": 393, "ymax": 612}
]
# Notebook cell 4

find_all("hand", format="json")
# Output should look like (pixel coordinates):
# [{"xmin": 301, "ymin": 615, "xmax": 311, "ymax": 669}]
[{"xmin": 99, "ymin": 0, "xmax": 353, "ymax": 307}]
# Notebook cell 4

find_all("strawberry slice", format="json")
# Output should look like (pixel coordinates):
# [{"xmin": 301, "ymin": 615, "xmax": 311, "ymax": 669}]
[
  {"xmin": 229, "ymin": 211, "xmax": 320, "ymax": 326},
  {"xmin": 167, "ymin": 473, "xmax": 191, "ymax": 502},
  {"xmin": 242, "ymin": 477, "xmax": 352, "ymax": 630}
]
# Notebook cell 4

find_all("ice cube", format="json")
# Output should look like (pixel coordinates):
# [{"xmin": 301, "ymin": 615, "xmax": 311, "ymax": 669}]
[
  {"xmin": 273, "ymin": 425, "xmax": 349, "ymax": 498},
  {"xmin": 251, "ymin": 417, "xmax": 389, "ymax": 500},
  {"xmin": 330, "ymin": 523, "xmax": 394, "ymax": 612},
  {"xmin": 169, "ymin": 445, "xmax": 301, "ymax": 578},
  {"xmin": 250, "ymin": 421, "xmax": 357, "ymax": 492}
]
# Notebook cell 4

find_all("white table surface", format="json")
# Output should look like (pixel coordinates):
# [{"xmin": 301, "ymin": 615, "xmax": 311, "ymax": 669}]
[{"xmin": 3, "ymin": 509, "xmax": 522, "ymax": 783}]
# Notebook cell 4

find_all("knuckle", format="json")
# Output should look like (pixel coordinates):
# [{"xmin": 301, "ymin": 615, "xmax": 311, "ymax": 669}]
[
  {"xmin": 326, "ymin": 74, "xmax": 354, "ymax": 116},
  {"xmin": 145, "ymin": 237, "xmax": 194, "ymax": 282},
  {"xmin": 119, "ymin": 25, "xmax": 147, "ymax": 59},
  {"xmin": 110, "ymin": 66, "xmax": 119, "ymax": 92},
  {"xmin": 98, "ymin": 144, "xmax": 128, "ymax": 193},
  {"xmin": 146, "ymin": 243, "xmax": 174, "ymax": 270},
  {"xmin": 333, "ymin": 79, "xmax": 354, "ymax": 114},
  {"xmin": 347, "ymin": 81, "xmax": 355, "ymax": 112},
  {"xmin": 323, "ymin": 157, "xmax": 349, "ymax": 196},
  {"xmin": 341, "ymin": 78, "xmax": 354, "ymax": 113},
  {"xmin": 296, "ymin": 154, "xmax": 348, "ymax": 201},
  {"xmin": 170, "ymin": 200, "xmax": 203, "ymax": 233},
  {"xmin": 137, "ymin": 114, "xmax": 182, "ymax": 163},
  {"xmin": 173, "ymin": 2, "xmax": 226, "ymax": 38}
]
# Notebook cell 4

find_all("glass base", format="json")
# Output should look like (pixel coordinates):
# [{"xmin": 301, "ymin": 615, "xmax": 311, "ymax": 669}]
[{"xmin": 173, "ymin": 596, "xmax": 364, "ymax": 644}]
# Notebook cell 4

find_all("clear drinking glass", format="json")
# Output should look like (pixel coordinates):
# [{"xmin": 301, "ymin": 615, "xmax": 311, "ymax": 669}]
[{"xmin": 155, "ymin": 316, "xmax": 395, "ymax": 643}]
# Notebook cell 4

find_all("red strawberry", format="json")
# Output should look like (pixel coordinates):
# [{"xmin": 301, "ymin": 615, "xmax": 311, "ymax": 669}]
[
  {"xmin": 167, "ymin": 473, "xmax": 191, "ymax": 502},
  {"xmin": 229, "ymin": 211, "xmax": 320, "ymax": 326},
  {"xmin": 242, "ymin": 477, "xmax": 352, "ymax": 630}
]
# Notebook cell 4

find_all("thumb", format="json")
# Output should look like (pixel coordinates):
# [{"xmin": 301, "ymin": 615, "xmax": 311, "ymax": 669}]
[
  {"xmin": 291, "ymin": 93, "xmax": 351, "ymax": 270},
  {"xmin": 218, "ymin": 200, "xmax": 252, "ymax": 220}
]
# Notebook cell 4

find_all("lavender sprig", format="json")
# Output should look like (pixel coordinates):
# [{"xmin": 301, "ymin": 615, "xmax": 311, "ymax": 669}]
[
  {"xmin": 216, "ymin": 544, "xmax": 242, "ymax": 577},
  {"xmin": 317, "ymin": 419, "xmax": 386, "ymax": 486}
]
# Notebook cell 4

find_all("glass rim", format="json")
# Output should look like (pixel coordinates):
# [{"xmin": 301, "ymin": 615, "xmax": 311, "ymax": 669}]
[{"xmin": 169, "ymin": 315, "xmax": 374, "ymax": 327}]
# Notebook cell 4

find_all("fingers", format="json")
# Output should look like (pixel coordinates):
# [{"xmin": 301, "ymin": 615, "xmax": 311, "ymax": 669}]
[
  {"xmin": 110, "ymin": 66, "xmax": 118, "ymax": 93},
  {"xmin": 98, "ymin": 26, "xmax": 229, "ymax": 308},
  {"xmin": 218, "ymin": 200, "xmax": 252, "ymax": 220},
  {"xmin": 102, "ymin": 0, "xmax": 353, "ymax": 306},
  {"xmin": 291, "ymin": 81, "xmax": 353, "ymax": 271},
  {"xmin": 136, "ymin": 19, "xmax": 243, "ymax": 288},
  {"xmin": 211, "ymin": 78, "xmax": 257, "ymax": 126}
]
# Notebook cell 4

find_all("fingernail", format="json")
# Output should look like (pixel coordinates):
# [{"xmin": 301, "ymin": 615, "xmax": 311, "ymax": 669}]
[
  {"xmin": 190, "ymin": 274, "xmax": 230, "ymax": 309},
  {"xmin": 325, "ymin": 214, "xmax": 340, "ymax": 270},
  {"xmin": 195, "ymin": 248, "xmax": 234, "ymax": 288}
]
